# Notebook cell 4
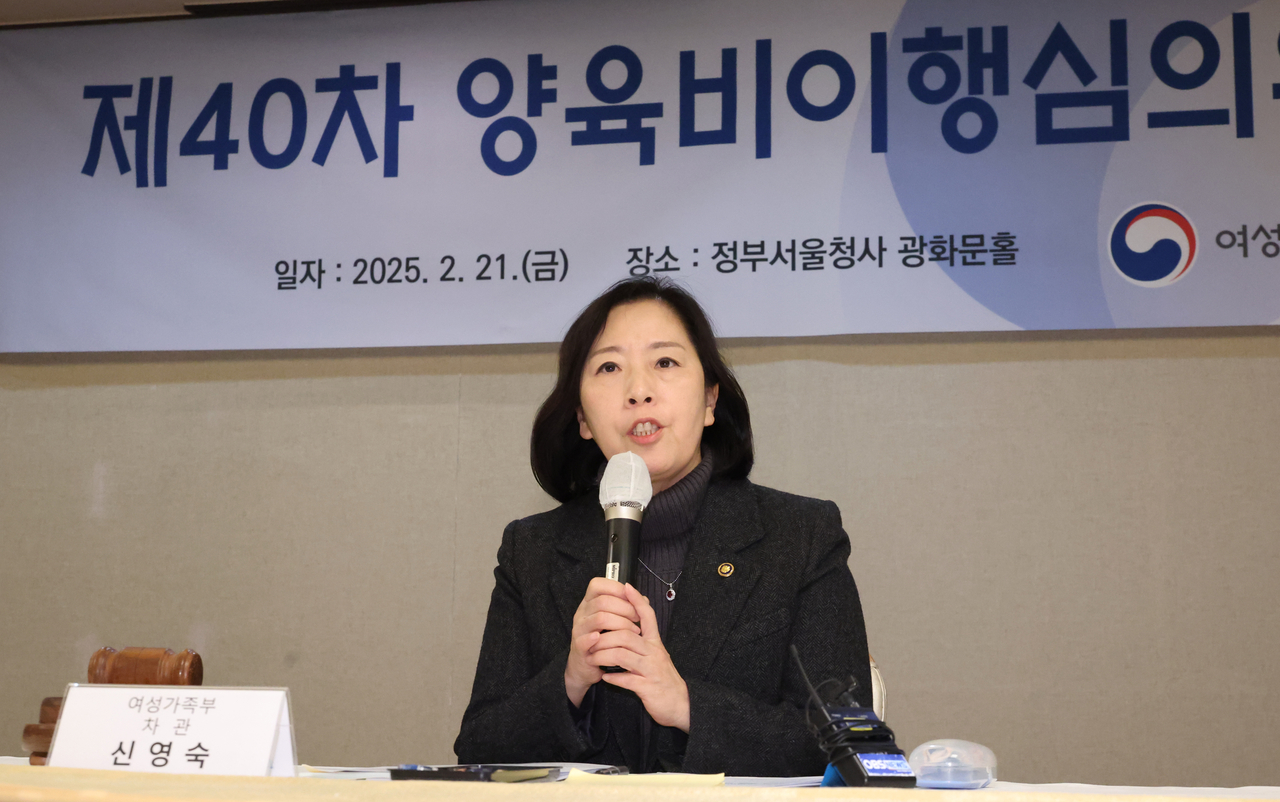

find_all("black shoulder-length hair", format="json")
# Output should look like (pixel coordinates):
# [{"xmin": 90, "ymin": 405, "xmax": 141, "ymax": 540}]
[{"xmin": 531, "ymin": 277, "xmax": 753, "ymax": 502}]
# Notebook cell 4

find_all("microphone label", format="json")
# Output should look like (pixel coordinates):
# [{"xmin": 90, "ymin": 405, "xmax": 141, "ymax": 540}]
[
  {"xmin": 856, "ymin": 753, "xmax": 914, "ymax": 778},
  {"xmin": 605, "ymin": 563, "xmax": 619, "ymax": 581}
]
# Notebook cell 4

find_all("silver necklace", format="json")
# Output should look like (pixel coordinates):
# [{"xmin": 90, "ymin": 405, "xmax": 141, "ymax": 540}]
[{"xmin": 637, "ymin": 558, "xmax": 683, "ymax": 601}]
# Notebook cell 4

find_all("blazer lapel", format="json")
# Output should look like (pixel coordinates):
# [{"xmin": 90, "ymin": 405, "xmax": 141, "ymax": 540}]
[
  {"xmin": 665, "ymin": 480, "xmax": 764, "ymax": 681},
  {"xmin": 550, "ymin": 496, "xmax": 607, "ymax": 634}
]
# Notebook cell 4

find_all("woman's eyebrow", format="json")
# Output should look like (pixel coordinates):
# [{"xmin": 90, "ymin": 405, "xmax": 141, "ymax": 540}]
[
  {"xmin": 588, "ymin": 341, "xmax": 685, "ymax": 359},
  {"xmin": 587, "ymin": 344, "xmax": 622, "ymax": 359}
]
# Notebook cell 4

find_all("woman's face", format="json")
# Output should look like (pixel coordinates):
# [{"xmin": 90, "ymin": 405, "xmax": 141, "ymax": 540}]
[{"xmin": 577, "ymin": 299, "xmax": 719, "ymax": 495}]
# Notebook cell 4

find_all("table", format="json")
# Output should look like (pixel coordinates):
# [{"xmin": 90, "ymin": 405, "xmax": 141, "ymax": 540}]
[{"xmin": 2, "ymin": 764, "xmax": 1278, "ymax": 802}]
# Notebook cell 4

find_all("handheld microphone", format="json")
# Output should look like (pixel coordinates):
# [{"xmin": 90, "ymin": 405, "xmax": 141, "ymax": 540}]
[{"xmin": 598, "ymin": 451, "xmax": 652, "ymax": 587}]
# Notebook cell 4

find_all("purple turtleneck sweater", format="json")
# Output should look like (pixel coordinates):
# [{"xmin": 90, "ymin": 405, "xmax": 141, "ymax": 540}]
[{"xmin": 633, "ymin": 452, "xmax": 713, "ymax": 638}]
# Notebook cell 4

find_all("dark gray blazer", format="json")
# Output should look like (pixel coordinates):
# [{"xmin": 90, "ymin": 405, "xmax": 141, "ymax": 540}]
[{"xmin": 454, "ymin": 478, "xmax": 871, "ymax": 776}]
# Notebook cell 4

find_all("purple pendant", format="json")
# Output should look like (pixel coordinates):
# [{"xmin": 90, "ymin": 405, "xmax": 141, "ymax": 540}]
[{"xmin": 665, "ymin": 588, "xmax": 676, "ymax": 601}]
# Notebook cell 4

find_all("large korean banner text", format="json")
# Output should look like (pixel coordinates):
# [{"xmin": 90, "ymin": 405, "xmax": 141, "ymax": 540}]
[{"xmin": 1, "ymin": 0, "xmax": 1277, "ymax": 351}]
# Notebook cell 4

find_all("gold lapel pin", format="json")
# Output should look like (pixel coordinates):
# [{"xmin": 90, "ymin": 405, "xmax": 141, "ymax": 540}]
[{"xmin": 717, "ymin": 562, "xmax": 734, "ymax": 577}]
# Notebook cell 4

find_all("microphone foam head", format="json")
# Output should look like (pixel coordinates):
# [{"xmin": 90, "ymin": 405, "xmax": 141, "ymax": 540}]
[{"xmin": 599, "ymin": 451, "xmax": 653, "ymax": 510}]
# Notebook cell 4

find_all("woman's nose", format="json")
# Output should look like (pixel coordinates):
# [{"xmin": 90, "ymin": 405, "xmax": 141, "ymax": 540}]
[{"xmin": 626, "ymin": 372, "xmax": 653, "ymax": 406}]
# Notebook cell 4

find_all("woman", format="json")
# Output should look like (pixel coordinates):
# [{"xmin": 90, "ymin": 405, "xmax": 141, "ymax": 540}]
[{"xmin": 454, "ymin": 277, "xmax": 871, "ymax": 775}]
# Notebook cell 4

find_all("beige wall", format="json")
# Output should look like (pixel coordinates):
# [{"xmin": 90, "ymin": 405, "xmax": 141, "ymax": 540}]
[{"xmin": 3, "ymin": 329, "xmax": 1279, "ymax": 785}]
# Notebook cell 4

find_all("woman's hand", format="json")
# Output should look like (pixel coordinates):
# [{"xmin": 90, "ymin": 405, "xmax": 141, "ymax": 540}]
[
  {"xmin": 565, "ymin": 576, "xmax": 640, "ymax": 707},
  {"xmin": 593, "ymin": 584, "xmax": 691, "ymax": 732}
]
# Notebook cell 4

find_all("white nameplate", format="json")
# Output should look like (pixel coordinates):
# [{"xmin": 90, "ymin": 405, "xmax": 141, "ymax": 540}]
[{"xmin": 47, "ymin": 685, "xmax": 295, "ymax": 777}]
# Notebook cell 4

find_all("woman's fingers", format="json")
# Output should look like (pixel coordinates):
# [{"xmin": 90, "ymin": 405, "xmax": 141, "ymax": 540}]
[
  {"xmin": 572, "ymin": 584, "xmax": 640, "ymax": 641},
  {"xmin": 583, "ymin": 611, "xmax": 641, "ymax": 635},
  {"xmin": 584, "ymin": 576, "xmax": 629, "ymax": 601},
  {"xmin": 622, "ymin": 583, "xmax": 661, "ymax": 640},
  {"xmin": 588, "ymin": 646, "xmax": 643, "ymax": 673},
  {"xmin": 591, "ymin": 628, "xmax": 648, "ymax": 655},
  {"xmin": 598, "ymin": 669, "xmax": 641, "ymax": 693},
  {"xmin": 565, "ymin": 579, "xmax": 644, "ymax": 704},
  {"xmin": 583, "ymin": 593, "xmax": 641, "ymax": 623},
  {"xmin": 564, "ymin": 629, "xmax": 604, "ymax": 707}
]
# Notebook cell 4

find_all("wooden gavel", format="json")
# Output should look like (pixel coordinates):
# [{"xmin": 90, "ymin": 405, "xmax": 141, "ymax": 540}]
[
  {"xmin": 87, "ymin": 646, "xmax": 203, "ymax": 685},
  {"xmin": 22, "ymin": 646, "xmax": 203, "ymax": 765}
]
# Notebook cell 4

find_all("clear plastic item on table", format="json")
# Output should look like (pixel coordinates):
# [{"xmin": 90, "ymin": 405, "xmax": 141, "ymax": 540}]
[{"xmin": 907, "ymin": 739, "xmax": 996, "ymax": 789}]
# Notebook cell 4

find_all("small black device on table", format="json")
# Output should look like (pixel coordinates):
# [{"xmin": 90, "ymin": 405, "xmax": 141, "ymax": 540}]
[{"xmin": 791, "ymin": 646, "xmax": 916, "ymax": 788}]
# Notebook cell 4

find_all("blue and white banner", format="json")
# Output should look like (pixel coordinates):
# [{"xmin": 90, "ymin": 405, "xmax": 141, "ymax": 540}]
[{"xmin": 2, "ymin": 0, "xmax": 1278, "ymax": 352}]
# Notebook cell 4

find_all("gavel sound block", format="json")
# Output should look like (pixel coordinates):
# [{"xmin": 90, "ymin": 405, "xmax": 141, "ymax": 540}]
[{"xmin": 22, "ymin": 646, "xmax": 202, "ymax": 766}]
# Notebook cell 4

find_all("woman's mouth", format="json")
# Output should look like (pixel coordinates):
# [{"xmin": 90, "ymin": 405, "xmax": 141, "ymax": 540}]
[{"xmin": 630, "ymin": 421, "xmax": 661, "ymax": 439}]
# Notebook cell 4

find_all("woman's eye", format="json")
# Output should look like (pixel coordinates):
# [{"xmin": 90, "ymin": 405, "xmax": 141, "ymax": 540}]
[
  {"xmin": 656, "ymin": 357, "xmax": 677, "ymax": 368},
  {"xmin": 597, "ymin": 362, "xmax": 619, "ymax": 374}
]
